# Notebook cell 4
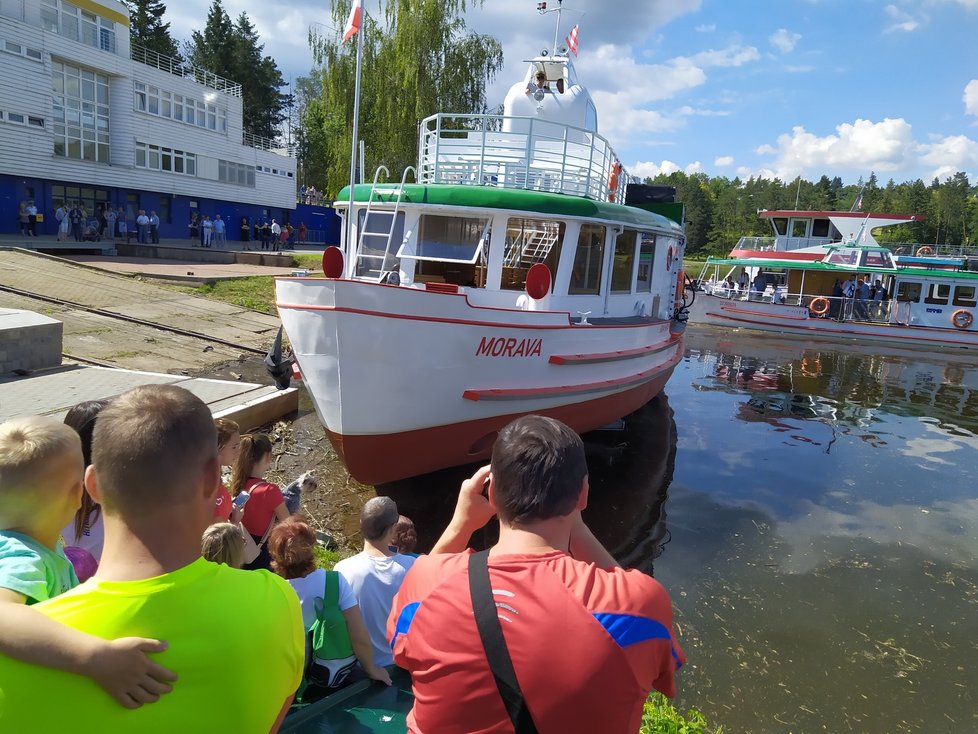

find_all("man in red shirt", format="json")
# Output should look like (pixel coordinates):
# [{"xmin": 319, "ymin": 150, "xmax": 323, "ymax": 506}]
[{"xmin": 388, "ymin": 415, "xmax": 684, "ymax": 733}]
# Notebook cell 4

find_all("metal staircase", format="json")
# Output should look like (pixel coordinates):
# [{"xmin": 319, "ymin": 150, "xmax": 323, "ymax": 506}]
[{"xmin": 351, "ymin": 166, "xmax": 416, "ymax": 281}]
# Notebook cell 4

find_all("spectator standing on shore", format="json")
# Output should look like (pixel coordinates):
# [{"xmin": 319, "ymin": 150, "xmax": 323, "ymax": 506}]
[
  {"xmin": 55, "ymin": 203, "xmax": 68, "ymax": 242},
  {"xmin": 17, "ymin": 201, "xmax": 29, "ymax": 237},
  {"xmin": 270, "ymin": 219, "xmax": 281, "ymax": 251},
  {"xmin": 279, "ymin": 224, "xmax": 291, "ymax": 251},
  {"xmin": 189, "ymin": 213, "xmax": 199, "ymax": 244},
  {"xmin": 298, "ymin": 222, "xmax": 307, "ymax": 245},
  {"xmin": 96, "ymin": 205, "xmax": 107, "ymax": 239},
  {"xmin": 69, "ymin": 203, "xmax": 84, "ymax": 243},
  {"xmin": 136, "ymin": 210, "xmax": 149, "ymax": 244},
  {"xmin": 105, "ymin": 206, "xmax": 116, "ymax": 242},
  {"xmin": 149, "ymin": 211, "xmax": 160, "ymax": 244},
  {"xmin": 299, "ymin": 185, "xmax": 306, "ymax": 204},
  {"xmin": 201, "ymin": 215, "xmax": 213, "ymax": 248},
  {"xmin": 213, "ymin": 214, "xmax": 226, "ymax": 248},
  {"xmin": 114, "ymin": 207, "xmax": 125, "ymax": 239},
  {"xmin": 253, "ymin": 219, "xmax": 261, "ymax": 243},
  {"xmin": 389, "ymin": 415, "xmax": 685, "ymax": 733},
  {"xmin": 25, "ymin": 201, "xmax": 38, "ymax": 237},
  {"xmin": 240, "ymin": 217, "xmax": 250, "ymax": 248}
]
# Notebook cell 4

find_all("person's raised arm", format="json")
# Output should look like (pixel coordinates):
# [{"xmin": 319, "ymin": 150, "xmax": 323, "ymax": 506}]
[
  {"xmin": 0, "ymin": 589, "xmax": 177, "ymax": 707},
  {"xmin": 430, "ymin": 465, "xmax": 495, "ymax": 554},
  {"xmin": 568, "ymin": 511, "xmax": 620, "ymax": 570},
  {"xmin": 342, "ymin": 604, "xmax": 391, "ymax": 685}
]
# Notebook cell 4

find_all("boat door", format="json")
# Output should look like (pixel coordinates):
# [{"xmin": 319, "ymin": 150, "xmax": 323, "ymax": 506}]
[{"xmin": 787, "ymin": 217, "xmax": 810, "ymax": 250}]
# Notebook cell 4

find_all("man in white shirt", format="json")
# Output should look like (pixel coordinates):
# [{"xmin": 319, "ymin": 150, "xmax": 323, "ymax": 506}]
[
  {"xmin": 136, "ymin": 210, "xmax": 150, "ymax": 244},
  {"xmin": 149, "ymin": 211, "xmax": 160, "ymax": 244},
  {"xmin": 335, "ymin": 497, "xmax": 415, "ymax": 668},
  {"xmin": 26, "ymin": 201, "xmax": 38, "ymax": 237}
]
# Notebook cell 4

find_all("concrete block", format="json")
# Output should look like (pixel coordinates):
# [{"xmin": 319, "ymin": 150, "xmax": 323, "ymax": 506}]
[{"xmin": 0, "ymin": 309, "xmax": 63, "ymax": 373}]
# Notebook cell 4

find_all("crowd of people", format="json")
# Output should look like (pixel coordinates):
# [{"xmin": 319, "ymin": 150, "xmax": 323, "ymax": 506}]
[
  {"xmin": 0, "ymin": 383, "xmax": 684, "ymax": 732},
  {"xmin": 298, "ymin": 185, "xmax": 325, "ymax": 206}
]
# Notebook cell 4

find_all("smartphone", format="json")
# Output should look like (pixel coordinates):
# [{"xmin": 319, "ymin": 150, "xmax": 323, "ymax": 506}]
[{"xmin": 232, "ymin": 492, "xmax": 250, "ymax": 509}]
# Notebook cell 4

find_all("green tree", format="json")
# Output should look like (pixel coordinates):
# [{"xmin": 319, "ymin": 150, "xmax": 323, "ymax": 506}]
[
  {"xmin": 184, "ymin": 1, "xmax": 288, "ymax": 141},
  {"xmin": 306, "ymin": 0, "xmax": 504, "ymax": 196},
  {"xmin": 124, "ymin": 0, "xmax": 180, "ymax": 59}
]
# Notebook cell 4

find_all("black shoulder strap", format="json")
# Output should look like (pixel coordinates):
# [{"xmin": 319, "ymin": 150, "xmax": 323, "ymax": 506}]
[{"xmin": 468, "ymin": 550, "xmax": 538, "ymax": 734}]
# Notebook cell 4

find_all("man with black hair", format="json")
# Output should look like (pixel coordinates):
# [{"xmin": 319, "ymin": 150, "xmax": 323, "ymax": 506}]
[{"xmin": 389, "ymin": 415, "xmax": 684, "ymax": 734}]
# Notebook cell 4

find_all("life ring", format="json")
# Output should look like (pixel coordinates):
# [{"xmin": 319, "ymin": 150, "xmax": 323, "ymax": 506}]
[
  {"xmin": 809, "ymin": 297, "xmax": 830, "ymax": 316},
  {"xmin": 800, "ymin": 356, "xmax": 821, "ymax": 378},
  {"xmin": 675, "ymin": 270, "xmax": 685, "ymax": 302},
  {"xmin": 951, "ymin": 309, "xmax": 973, "ymax": 329},
  {"xmin": 916, "ymin": 246, "xmax": 934, "ymax": 256},
  {"xmin": 607, "ymin": 162, "xmax": 623, "ymax": 202}
]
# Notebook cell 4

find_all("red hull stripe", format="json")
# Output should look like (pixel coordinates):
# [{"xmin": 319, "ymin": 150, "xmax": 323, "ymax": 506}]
[
  {"xmin": 718, "ymin": 305, "xmax": 810, "ymax": 321},
  {"xmin": 276, "ymin": 301, "xmax": 666, "ymax": 332},
  {"xmin": 463, "ymin": 350, "xmax": 682, "ymax": 401},
  {"xmin": 549, "ymin": 336, "xmax": 682, "ymax": 365},
  {"xmin": 706, "ymin": 311, "xmax": 977, "ymax": 346},
  {"xmin": 326, "ymin": 366, "xmax": 678, "ymax": 485}
]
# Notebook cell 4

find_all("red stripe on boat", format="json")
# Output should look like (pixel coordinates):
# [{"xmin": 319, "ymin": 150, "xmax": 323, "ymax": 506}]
[{"xmin": 549, "ymin": 336, "xmax": 681, "ymax": 365}]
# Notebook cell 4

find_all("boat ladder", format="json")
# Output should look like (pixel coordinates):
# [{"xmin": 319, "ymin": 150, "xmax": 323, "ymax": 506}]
[{"xmin": 351, "ymin": 166, "xmax": 416, "ymax": 282}]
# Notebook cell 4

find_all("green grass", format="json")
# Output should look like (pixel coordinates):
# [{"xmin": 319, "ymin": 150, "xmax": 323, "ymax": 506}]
[
  {"xmin": 641, "ymin": 693, "xmax": 719, "ymax": 734},
  {"xmin": 313, "ymin": 546, "xmax": 346, "ymax": 571},
  {"xmin": 292, "ymin": 253, "xmax": 323, "ymax": 271},
  {"xmin": 181, "ymin": 276, "xmax": 277, "ymax": 313}
]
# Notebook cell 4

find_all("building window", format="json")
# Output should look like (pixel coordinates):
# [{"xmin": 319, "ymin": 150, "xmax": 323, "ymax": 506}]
[
  {"xmin": 133, "ymin": 81, "xmax": 227, "ymax": 132},
  {"xmin": 52, "ymin": 62, "xmax": 109, "ymax": 162},
  {"xmin": 217, "ymin": 159, "xmax": 255, "ymax": 187},
  {"xmin": 135, "ymin": 142, "xmax": 197, "ymax": 176},
  {"xmin": 39, "ymin": 0, "xmax": 116, "ymax": 53},
  {"xmin": 50, "ymin": 185, "xmax": 109, "ymax": 215}
]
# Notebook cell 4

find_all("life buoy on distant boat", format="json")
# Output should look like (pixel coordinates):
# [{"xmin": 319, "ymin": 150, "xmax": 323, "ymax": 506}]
[
  {"xmin": 808, "ymin": 297, "xmax": 830, "ymax": 317},
  {"xmin": 951, "ymin": 309, "xmax": 973, "ymax": 329},
  {"xmin": 916, "ymin": 246, "xmax": 934, "ymax": 256},
  {"xmin": 608, "ymin": 162, "xmax": 623, "ymax": 202},
  {"xmin": 800, "ymin": 356, "xmax": 821, "ymax": 378}
]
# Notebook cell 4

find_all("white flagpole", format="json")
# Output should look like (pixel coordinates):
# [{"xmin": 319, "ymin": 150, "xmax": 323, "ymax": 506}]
[{"xmin": 346, "ymin": 3, "xmax": 365, "ymax": 276}]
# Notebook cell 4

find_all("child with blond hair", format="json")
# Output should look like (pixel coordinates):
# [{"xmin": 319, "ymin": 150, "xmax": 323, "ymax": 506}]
[
  {"xmin": 201, "ymin": 522, "xmax": 245, "ymax": 568},
  {"xmin": 0, "ymin": 416, "xmax": 176, "ymax": 707}
]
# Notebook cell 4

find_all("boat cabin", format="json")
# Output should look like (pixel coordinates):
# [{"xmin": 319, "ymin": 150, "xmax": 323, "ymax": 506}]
[{"xmin": 735, "ymin": 210, "xmax": 919, "ymax": 253}]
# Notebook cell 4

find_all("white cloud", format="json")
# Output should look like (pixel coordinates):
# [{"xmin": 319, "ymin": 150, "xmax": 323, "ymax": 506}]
[
  {"xmin": 714, "ymin": 155, "xmax": 735, "ymax": 166},
  {"xmin": 695, "ymin": 23, "xmax": 716, "ymax": 32},
  {"xmin": 769, "ymin": 28, "xmax": 801, "ymax": 53},
  {"xmin": 884, "ymin": 4, "xmax": 922, "ymax": 32},
  {"xmin": 918, "ymin": 134, "xmax": 978, "ymax": 180},
  {"xmin": 630, "ymin": 160, "xmax": 702, "ymax": 178},
  {"xmin": 965, "ymin": 80, "xmax": 978, "ymax": 117},
  {"xmin": 688, "ymin": 45, "xmax": 760, "ymax": 68}
]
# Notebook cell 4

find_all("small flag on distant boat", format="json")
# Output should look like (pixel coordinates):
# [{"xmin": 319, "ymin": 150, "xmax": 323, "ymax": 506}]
[
  {"xmin": 565, "ymin": 24, "xmax": 579, "ymax": 56},
  {"xmin": 343, "ymin": 0, "xmax": 363, "ymax": 44}
]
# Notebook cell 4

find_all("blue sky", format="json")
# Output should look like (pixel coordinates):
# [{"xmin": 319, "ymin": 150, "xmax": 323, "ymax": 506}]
[{"xmin": 165, "ymin": 0, "xmax": 978, "ymax": 185}]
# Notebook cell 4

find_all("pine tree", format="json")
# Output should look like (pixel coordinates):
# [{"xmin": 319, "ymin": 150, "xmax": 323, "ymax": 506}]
[{"xmin": 124, "ymin": 0, "xmax": 180, "ymax": 60}]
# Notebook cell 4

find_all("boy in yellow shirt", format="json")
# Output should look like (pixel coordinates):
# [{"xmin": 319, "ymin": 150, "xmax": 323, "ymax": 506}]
[{"xmin": 0, "ymin": 417, "xmax": 175, "ymax": 705}]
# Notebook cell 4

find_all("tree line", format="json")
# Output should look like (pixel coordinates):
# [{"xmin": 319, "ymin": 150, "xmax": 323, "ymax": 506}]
[{"xmin": 649, "ymin": 170, "xmax": 978, "ymax": 256}]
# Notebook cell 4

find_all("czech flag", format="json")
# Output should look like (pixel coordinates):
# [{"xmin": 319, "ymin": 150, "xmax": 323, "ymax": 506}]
[
  {"xmin": 565, "ymin": 24, "xmax": 579, "ymax": 56},
  {"xmin": 343, "ymin": 0, "xmax": 362, "ymax": 44}
]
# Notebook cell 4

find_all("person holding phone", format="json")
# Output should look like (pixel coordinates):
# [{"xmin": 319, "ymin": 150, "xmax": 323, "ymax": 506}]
[{"xmin": 230, "ymin": 434, "xmax": 290, "ymax": 571}]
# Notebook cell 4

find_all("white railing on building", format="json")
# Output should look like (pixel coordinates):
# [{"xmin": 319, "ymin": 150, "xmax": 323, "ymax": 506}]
[
  {"xmin": 130, "ymin": 43, "xmax": 242, "ymax": 98},
  {"xmin": 242, "ymin": 132, "xmax": 295, "ymax": 158},
  {"xmin": 417, "ymin": 113, "xmax": 627, "ymax": 204}
]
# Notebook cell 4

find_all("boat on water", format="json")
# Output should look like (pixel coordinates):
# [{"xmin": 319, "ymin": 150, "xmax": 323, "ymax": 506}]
[
  {"xmin": 275, "ymin": 39, "xmax": 688, "ymax": 484},
  {"xmin": 693, "ymin": 208, "xmax": 978, "ymax": 351}
]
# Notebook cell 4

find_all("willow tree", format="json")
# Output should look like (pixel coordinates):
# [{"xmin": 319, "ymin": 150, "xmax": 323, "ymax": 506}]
[{"xmin": 306, "ymin": 0, "xmax": 503, "ymax": 197}]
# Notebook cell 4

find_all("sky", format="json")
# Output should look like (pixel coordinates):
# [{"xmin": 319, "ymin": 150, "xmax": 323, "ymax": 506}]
[{"xmin": 162, "ymin": 0, "xmax": 978, "ymax": 186}]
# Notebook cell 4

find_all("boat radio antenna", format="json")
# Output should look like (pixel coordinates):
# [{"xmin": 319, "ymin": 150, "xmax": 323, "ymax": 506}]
[{"xmin": 536, "ymin": 0, "xmax": 563, "ymax": 54}]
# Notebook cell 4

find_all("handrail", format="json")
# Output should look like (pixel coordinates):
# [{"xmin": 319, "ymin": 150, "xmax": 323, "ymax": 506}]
[
  {"xmin": 130, "ymin": 43, "xmax": 243, "ymax": 98},
  {"xmin": 417, "ymin": 113, "xmax": 627, "ymax": 203},
  {"xmin": 242, "ymin": 132, "xmax": 295, "ymax": 157}
]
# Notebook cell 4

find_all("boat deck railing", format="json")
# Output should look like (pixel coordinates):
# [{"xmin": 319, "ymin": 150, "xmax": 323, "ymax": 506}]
[
  {"xmin": 705, "ymin": 287, "xmax": 898, "ymax": 323},
  {"xmin": 887, "ymin": 243, "xmax": 978, "ymax": 258},
  {"xmin": 417, "ymin": 113, "xmax": 627, "ymax": 203},
  {"xmin": 733, "ymin": 236, "xmax": 776, "ymax": 250}
]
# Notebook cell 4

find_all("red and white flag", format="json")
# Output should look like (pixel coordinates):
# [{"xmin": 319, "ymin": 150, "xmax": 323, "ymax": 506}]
[
  {"xmin": 565, "ymin": 24, "xmax": 579, "ymax": 56},
  {"xmin": 343, "ymin": 0, "xmax": 363, "ymax": 44}
]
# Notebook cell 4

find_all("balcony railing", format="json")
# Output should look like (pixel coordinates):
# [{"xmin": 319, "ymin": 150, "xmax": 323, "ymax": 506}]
[
  {"xmin": 131, "ymin": 43, "xmax": 242, "ymax": 98},
  {"xmin": 417, "ymin": 113, "xmax": 627, "ymax": 203},
  {"xmin": 243, "ymin": 132, "xmax": 295, "ymax": 157}
]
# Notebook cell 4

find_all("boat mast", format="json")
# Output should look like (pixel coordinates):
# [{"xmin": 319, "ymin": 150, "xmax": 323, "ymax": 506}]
[{"xmin": 537, "ymin": 0, "xmax": 564, "ymax": 54}]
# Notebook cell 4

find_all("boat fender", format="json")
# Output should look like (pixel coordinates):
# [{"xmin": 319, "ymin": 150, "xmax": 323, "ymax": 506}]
[
  {"xmin": 809, "ymin": 297, "xmax": 830, "ymax": 317},
  {"xmin": 951, "ymin": 309, "xmax": 973, "ymax": 329},
  {"xmin": 607, "ymin": 162, "xmax": 623, "ymax": 202},
  {"xmin": 322, "ymin": 246, "xmax": 344, "ymax": 278},
  {"xmin": 916, "ymin": 246, "xmax": 934, "ymax": 256},
  {"xmin": 525, "ymin": 262, "xmax": 552, "ymax": 300}
]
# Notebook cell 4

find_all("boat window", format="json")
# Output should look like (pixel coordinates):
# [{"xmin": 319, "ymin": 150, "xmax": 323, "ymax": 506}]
[
  {"xmin": 861, "ymin": 250, "xmax": 892, "ymax": 268},
  {"xmin": 771, "ymin": 217, "xmax": 788, "ymax": 236},
  {"xmin": 402, "ymin": 214, "xmax": 490, "ymax": 264},
  {"xmin": 356, "ymin": 210, "xmax": 405, "ymax": 277},
  {"xmin": 569, "ymin": 224, "xmax": 606, "ymax": 295},
  {"xmin": 896, "ymin": 281, "xmax": 922, "ymax": 303},
  {"xmin": 500, "ymin": 217, "xmax": 565, "ymax": 291},
  {"xmin": 826, "ymin": 248, "xmax": 858, "ymax": 265},
  {"xmin": 611, "ymin": 229, "xmax": 638, "ymax": 293},
  {"xmin": 811, "ymin": 218, "xmax": 830, "ymax": 238},
  {"xmin": 790, "ymin": 219, "xmax": 808, "ymax": 238},
  {"xmin": 635, "ymin": 233, "xmax": 655, "ymax": 292},
  {"xmin": 923, "ymin": 283, "xmax": 950, "ymax": 305},
  {"xmin": 952, "ymin": 285, "xmax": 977, "ymax": 307}
]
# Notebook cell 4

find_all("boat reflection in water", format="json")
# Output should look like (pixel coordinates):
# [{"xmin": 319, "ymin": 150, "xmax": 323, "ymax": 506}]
[{"xmin": 379, "ymin": 394, "xmax": 678, "ymax": 573}]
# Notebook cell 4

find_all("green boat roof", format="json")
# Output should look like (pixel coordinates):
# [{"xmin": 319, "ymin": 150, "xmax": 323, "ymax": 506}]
[
  {"xmin": 336, "ymin": 183, "xmax": 684, "ymax": 234},
  {"xmin": 704, "ymin": 256, "xmax": 978, "ymax": 279}
]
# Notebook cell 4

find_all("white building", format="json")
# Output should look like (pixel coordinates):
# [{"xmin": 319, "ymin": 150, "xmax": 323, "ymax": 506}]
[{"xmin": 0, "ymin": 0, "xmax": 298, "ymax": 240}]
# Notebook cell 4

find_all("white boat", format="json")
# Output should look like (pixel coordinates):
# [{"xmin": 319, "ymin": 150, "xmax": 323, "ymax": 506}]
[
  {"xmin": 274, "ymin": 43, "xmax": 688, "ymax": 485},
  {"xmin": 694, "ymin": 209, "xmax": 978, "ymax": 352}
]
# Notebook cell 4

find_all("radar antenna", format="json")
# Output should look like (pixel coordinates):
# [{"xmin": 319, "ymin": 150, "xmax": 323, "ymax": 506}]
[{"xmin": 536, "ymin": 1, "xmax": 564, "ymax": 55}]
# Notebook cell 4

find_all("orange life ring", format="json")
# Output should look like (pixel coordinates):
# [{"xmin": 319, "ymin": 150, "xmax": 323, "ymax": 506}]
[
  {"xmin": 951, "ymin": 309, "xmax": 973, "ymax": 329},
  {"xmin": 800, "ymin": 357, "xmax": 821, "ymax": 378},
  {"xmin": 916, "ymin": 246, "xmax": 934, "ymax": 256},
  {"xmin": 809, "ymin": 297, "xmax": 830, "ymax": 316},
  {"xmin": 675, "ymin": 270, "xmax": 685, "ymax": 302},
  {"xmin": 608, "ymin": 162, "xmax": 622, "ymax": 202}
]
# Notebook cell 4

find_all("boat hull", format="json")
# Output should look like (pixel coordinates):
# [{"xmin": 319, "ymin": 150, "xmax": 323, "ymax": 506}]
[
  {"xmin": 695, "ymin": 294, "xmax": 978, "ymax": 351},
  {"xmin": 277, "ymin": 277, "xmax": 683, "ymax": 485}
]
